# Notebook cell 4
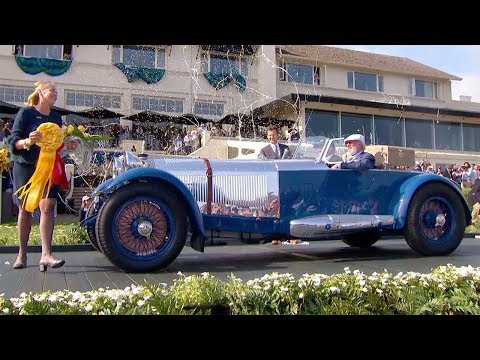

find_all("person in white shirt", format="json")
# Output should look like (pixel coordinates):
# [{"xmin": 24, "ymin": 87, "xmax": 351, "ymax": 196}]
[{"xmin": 183, "ymin": 133, "xmax": 192, "ymax": 154}]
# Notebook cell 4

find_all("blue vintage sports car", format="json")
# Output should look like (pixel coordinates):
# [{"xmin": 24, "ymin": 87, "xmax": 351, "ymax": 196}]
[{"xmin": 80, "ymin": 135, "xmax": 471, "ymax": 272}]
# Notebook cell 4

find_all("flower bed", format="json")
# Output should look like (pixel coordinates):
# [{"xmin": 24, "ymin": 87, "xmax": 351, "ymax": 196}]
[{"xmin": 1, "ymin": 264, "xmax": 479, "ymax": 315}]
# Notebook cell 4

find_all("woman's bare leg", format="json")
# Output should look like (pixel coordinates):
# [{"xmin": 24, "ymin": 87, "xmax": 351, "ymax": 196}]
[
  {"xmin": 38, "ymin": 198, "xmax": 56, "ymax": 262},
  {"xmin": 15, "ymin": 207, "xmax": 32, "ymax": 263}
]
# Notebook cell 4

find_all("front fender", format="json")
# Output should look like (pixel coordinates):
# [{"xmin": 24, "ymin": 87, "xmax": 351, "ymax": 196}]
[
  {"xmin": 104, "ymin": 167, "xmax": 207, "ymax": 250},
  {"xmin": 394, "ymin": 174, "xmax": 470, "ymax": 229},
  {"xmin": 93, "ymin": 178, "xmax": 114, "ymax": 195}
]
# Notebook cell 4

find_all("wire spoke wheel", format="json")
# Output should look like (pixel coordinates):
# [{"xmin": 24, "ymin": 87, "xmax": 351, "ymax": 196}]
[
  {"xmin": 96, "ymin": 183, "xmax": 187, "ymax": 272},
  {"xmin": 418, "ymin": 198, "xmax": 449, "ymax": 241},
  {"xmin": 115, "ymin": 200, "xmax": 169, "ymax": 255},
  {"xmin": 404, "ymin": 183, "xmax": 466, "ymax": 256}
]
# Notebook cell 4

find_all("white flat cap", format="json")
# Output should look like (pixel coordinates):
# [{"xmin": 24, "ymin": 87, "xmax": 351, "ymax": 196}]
[
  {"xmin": 344, "ymin": 134, "xmax": 365, "ymax": 145},
  {"xmin": 82, "ymin": 195, "xmax": 91, "ymax": 202}
]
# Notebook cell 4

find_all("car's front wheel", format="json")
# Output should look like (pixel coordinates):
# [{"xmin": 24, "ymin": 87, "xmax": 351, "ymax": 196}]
[
  {"xmin": 85, "ymin": 204, "xmax": 101, "ymax": 252},
  {"xmin": 404, "ymin": 183, "xmax": 466, "ymax": 256},
  {"xmin": 96, "ymin": 182, "xmax": 187, "ymax": 272}
]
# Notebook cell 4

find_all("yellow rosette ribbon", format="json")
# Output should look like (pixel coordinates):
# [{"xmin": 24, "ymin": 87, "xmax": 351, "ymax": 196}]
[{"xmin": 15, "ymin": 122, "xmax": 64, "ymax": 212}]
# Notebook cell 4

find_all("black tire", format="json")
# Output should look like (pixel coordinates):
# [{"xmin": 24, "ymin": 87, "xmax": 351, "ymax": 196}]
[
  {"xmin": 342, "ymin": 230, "xmax": 381, "ymax": 248},
  {"xmin": 96, "ymin": 182, "xmax": 187, "ymax": 272},
  {"xmin": 404, "ymin": 183, "xmax": 466, "ymax": 256},
  {"xmin": 85, "ymin": 203, "xmax": 101, "ymax": 252}
]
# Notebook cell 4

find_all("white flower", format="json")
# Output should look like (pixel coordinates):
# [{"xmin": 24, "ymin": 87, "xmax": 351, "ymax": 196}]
[
  {"xmin": 131, "ymin": 286, "xmax": 141, "ymax": 295},
  {"xmin": 137, "ymin": 300, "xmax": 145, "ymax": 307},
  {"xmin": 2, "ymin": 308, "xmax": 10, "ymax": 314},
  {"xmin": 376, "ymin": 289, "xmax": 383, "ymax": 295},
  {"xmin": 299, "ymin": 293, "xmax": 304, "ymax": 299},
  {"xmin": 329, "ymin": 287, "xmax": 340, "ymax": 294},
  {"xmin": 85, "ymin": 304, "xmax": 93, "ymax": 312}
]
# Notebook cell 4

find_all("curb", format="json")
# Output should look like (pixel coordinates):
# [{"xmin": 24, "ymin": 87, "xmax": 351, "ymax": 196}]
[{"xmin": 0, "ymin": 244, "xmax": 95, "ymax": 254}]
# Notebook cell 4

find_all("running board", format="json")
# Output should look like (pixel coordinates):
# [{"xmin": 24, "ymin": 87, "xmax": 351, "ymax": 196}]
[{"xmin": 290, "ymin": 215, "xmax": 395, "ymax": 238}]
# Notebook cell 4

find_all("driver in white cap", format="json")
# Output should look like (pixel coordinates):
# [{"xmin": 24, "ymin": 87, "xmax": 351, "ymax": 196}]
[{"xmin": 331, "ymin": 134, "xmax": 375, "ymax": 170}]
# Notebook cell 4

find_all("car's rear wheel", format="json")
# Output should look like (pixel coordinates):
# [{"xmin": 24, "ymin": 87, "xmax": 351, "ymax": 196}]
[
  {"xmin": 96, "ymin": 182, "xmax": 187, "ymax": 272},
  {"xmin": 342, "ymin": 230, "xmax": 381, "ymax": 248},
  {"xmin": 404, "ymin": 183, "xmax": 465, "ymax": 256}
]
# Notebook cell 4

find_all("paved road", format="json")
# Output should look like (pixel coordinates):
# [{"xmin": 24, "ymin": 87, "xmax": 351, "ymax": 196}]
[{"xmin": 0, "ymin": 236, "xmax": 479, "ymax": 298}]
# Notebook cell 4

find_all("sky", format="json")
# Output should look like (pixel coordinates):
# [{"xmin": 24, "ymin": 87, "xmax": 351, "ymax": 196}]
[{"xmin": 330, "ymin": 45, "xmax": 480, "ymax": 103}]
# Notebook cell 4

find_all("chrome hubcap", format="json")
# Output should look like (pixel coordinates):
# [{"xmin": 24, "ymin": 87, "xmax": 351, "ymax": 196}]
[
  {"xmin": 138, "ymin": 220, "xmax": 153, "ymax": 237},
  {"xmin": 435, "ymin": 213, "xmax": 446, "ymax": 227}
]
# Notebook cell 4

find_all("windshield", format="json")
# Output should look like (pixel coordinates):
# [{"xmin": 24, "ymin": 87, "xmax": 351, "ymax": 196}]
[{"xmin": 292, "ymin": 135, "xmax": 347, "ymax": 163}]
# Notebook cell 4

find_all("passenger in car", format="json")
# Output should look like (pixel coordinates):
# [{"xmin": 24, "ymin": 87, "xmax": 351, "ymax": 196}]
[
  {"xmin": 331, "ymin": 134, "xmax": 375, "ymax": 171},
  {"xmin": 258, "ymin": 125, "xmax": 290, "ymax": 160}
]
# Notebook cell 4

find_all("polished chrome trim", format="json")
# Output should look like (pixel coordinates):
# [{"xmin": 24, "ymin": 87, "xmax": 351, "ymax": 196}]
[
  {"xmin": 290, "ymin": 214, "xmax": 395, "ymax": 238},
  {"xmin": 137, "ymin": 221, "xmax": 153, "ymax": 237}
]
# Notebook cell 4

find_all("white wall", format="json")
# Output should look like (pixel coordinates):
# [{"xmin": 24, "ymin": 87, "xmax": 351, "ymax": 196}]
[
  {"xmin": 276, "ymin": 62, "xmax": 453, "ymax": 110},
  {"xmin": 0, "ymin": 44, "xmax": 478, "ymax": 121},
  {"xmin": 0, "ymin": 45, "xmax": 263, "ymax": 120}
]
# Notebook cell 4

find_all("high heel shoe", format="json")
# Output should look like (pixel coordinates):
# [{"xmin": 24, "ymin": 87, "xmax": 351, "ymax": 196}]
[
  {"xmin": 13, "ymin": 256, "xmax": 27, "ymax": 269},
  {"xmin": 39, "ymin": 259, "xmax": 65, "ymax": 272}
]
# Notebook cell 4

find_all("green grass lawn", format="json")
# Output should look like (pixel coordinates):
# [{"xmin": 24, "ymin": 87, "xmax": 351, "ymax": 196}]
[{"xmin": 0, "ymin": 219, "xmax": 88, "ymax": 246}]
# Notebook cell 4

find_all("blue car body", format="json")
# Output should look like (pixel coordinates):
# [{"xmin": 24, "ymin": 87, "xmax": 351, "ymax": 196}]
[{"xmin": 81, "ymin": 141, "xmax": 471, "ymax": 272}]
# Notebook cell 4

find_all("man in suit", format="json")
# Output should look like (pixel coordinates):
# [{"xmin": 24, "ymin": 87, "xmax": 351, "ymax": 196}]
[
  {"xmin": 258, "ymin": 125, "xmax": 291, "ymax": 160},
  {"xmin": 331, "ymin": 134, "xmax": 375, "ymax": 170}
]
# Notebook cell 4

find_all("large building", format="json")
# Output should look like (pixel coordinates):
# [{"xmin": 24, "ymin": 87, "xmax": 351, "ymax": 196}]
[{"xmin": 1, "ymin": 44, "xmax": 480, "ymax": 168}]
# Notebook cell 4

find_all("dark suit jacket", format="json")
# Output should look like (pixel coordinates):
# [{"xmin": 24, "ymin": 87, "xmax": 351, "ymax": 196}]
[
  {"xmin": 258, "ymin": 143, "xmax": 290, "ymax": 159},
  {"xmin": 340, "ymin": 151, "xmax": 375, "ymax": 170}
]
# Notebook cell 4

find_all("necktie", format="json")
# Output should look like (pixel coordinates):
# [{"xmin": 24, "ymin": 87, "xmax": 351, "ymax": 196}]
[{"xmin": 275, "ymin": 145, "xmax": 280, "ymax": 158}]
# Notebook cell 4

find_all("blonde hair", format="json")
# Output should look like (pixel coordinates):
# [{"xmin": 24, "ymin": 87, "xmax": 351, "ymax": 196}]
[{"xmin": 25, "ymin": 81, "xmax": 55, "ymax": 106}]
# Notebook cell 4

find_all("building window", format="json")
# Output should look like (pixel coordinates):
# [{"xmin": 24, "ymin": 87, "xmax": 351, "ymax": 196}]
[
  {"xmin": 305, "ymin": 109, "xmax": 339, "ymax": 139},
  {"xmin": 374, "ymin": 115, "xmax": 405, "ymax": 147},
  {"xmin": 280, "ymin": 62, "xmax": 326, "ymax": 85},
  {"xmin": 463, "ymin": 123, "xmax": 480, "ymax": 151},
  {"xmin": 66, "ymin": 91, "xmax": 121, "ymax": 109},
  {"xmin": 340, "ymin": 113, "xmax": 373, "ymax": 145},
  {"xmin": 408, "ymin": 78, "xmax": 436, "ymax": 98},
  {"xmin": 201, "ymin": 52, "xmax": 248, "ymax": 77},
  {"xmin": 21, "ymin": 45, "xmax": 73, "ymax": 60},
  {"xmin": 347, "ymin": 71, "xmax": 384, "ymax": 92},
  {"xmin": 434, "ymin": 121, "xmax": 461, "ymax": 150},
  {"xmin": 405, "ymin": 118, "xmax": 433, "ymax": 149},
  {"xmin": 132, "ymin": 96, "xmax": 183, "ymax": 113},
  {"xmin": 193, "ymin": 101, "xmax": 224, "ymax": 117},
  {"xmin": 0, "ymin": 87, "xmax": 31, "ymax": 103},
  {"xmin": 112, "ymin": 45, "xmax": 166, "ymax": 69}
]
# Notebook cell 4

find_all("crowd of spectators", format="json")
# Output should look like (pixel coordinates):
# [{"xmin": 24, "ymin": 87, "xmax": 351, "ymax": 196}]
[
  {"xmin": 413, "ymin": 160, "xmax": 479, "ymax": 189},
  {"xmin": 72, "ymin": 119, "xmax": 300, "ymax": 156}
]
